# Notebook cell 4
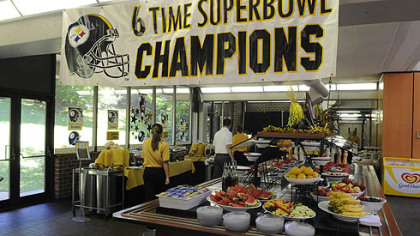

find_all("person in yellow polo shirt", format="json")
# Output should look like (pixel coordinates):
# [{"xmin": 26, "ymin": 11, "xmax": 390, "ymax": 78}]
[
  {"xmin": 232, "ymin": 125, "xmax": 250, "ymax": 166},
  {"xmin": 142, "ymin": 123, "xmax": 170, "ymax": 202}
]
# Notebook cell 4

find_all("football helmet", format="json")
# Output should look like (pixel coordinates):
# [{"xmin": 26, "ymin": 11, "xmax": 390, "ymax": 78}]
[{"xmin": 65, "ymin": 15, "xmax": 129, "ymax": 78}]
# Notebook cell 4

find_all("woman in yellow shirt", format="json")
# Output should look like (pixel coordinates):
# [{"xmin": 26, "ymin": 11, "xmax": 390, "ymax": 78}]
[
  {"xmin": 142, "ymin": 124, "xmax": 170, "ymax": 201},
  {"xmin": 232, "ymin": 125, "xmax": 250, "ymax": 166}
]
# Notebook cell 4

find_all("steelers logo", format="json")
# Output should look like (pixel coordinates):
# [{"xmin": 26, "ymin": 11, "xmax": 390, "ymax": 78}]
[{"xmin": 68, "ymin": 25, "xmax": 90, "ymax": 48}]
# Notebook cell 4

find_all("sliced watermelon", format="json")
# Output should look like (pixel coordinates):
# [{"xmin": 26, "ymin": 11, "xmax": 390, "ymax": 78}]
[
  {"xmin": 210, "ymin": 195, "xmax": 218, "ymax": 202},
  {"xmin": 229, "ymin": 202, "xmax": 245, "ymax": 207},
  {"xmin": 237, "ymin": 193, "xmax": 250, "ymax": 200},
  {"xmin": 244, "ymin": 197, "xmax": 259, "ymax": 207}
]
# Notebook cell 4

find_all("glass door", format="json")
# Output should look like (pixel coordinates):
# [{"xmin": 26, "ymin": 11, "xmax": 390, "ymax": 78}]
[
  {"xmin": 0, "ymin": 97, "xmax": 11, "ymax": 201},
  {"xmin": 0, "ymin": 95, "xmax": 52, "ymax": 208},
  {"xmin": 20, "ymin": 99, "xmax": 47, "ymax": 197}
]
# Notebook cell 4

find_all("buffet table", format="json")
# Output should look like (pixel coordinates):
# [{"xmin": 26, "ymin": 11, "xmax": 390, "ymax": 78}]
[{"xmin": 114, "ymin": 164, "xmax": 401, "ymax": 236}]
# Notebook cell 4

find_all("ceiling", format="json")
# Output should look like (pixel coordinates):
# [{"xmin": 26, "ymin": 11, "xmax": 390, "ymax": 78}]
[{"xmin": 2, "ymin": 0, "xmax": 420, "ymax": 84}]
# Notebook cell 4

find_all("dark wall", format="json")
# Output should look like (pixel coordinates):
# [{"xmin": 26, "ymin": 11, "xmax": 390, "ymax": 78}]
[
  {"xmin": 244, "ymin": 111, "xmax": 290, "ymax": 135},
  {"xmin": 0, "ymin": 54, "xmax": 55, "ymax": 95}
]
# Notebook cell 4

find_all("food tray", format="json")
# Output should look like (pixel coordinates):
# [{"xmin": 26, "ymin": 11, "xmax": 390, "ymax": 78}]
[{"xmin": 158, "ymin": 191, "xmax": 211, "ymax": 210}]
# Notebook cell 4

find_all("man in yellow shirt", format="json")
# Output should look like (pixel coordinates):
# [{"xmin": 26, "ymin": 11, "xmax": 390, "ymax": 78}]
[{"xmin": 232, "ymin": 125, "xmax": 249, "ymax": 166}]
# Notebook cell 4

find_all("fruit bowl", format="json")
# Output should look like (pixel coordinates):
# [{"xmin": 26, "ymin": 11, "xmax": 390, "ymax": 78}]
[
  {"xmin": 360, "ymin": 196, "xmax": 386, "ymax": 213},
  {"xmin": 244, "ymin": 152, "xmax": 261, "ymax": 162},
  {"xmin": 311, "ymin": 157, "xmax": 330, "ymax": 166},
  {"xmin": 207, "ymin": 196, "xmax": 261, "ymax": 211},
  {"xmin": 284, "ymin": 176, "xmax": 321, "ymax": 185},
  {"xmin": 318, "ymin": 201, "xmax": 372, "ymax": 222}
]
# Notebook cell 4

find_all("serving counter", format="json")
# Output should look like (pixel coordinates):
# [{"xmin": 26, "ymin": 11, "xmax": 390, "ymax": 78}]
[{"xmin": 114, "ymin": 164, "xmax": 401, "ymax": 236}]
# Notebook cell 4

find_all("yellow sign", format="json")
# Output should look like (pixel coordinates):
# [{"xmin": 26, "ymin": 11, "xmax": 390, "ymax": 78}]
[
  {"xmin": 107, "ymin": 131, "xmax": 119, "ymax": 140},
  {"xmin": 162, "ymin": 124, "xmax": 169, "ymax": 138},
  {"xmin": 383, "ymin": 157, "xmax": 420, "ymax": 198}
]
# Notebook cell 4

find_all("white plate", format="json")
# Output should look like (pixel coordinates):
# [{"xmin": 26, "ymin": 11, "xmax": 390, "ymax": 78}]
[
  {"xmin": 318, "ymin": 201, "xmax": 371, "ymax": 222},
  {"xmin": 284, "ymin": 176, "xmax": 321, "ymax": 185},
  {"xmin": 262, "ymin": 205, "xmax": 316, "ymax": 221},
  {"xmin": 207, "ymin": 196, "xmax": 261, "ymax": 211}
]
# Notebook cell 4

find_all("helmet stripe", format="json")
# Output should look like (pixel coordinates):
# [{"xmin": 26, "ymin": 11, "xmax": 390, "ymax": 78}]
[{"xmin": 90, "ymin": 14, "xmax": 113, "ymax": 29}]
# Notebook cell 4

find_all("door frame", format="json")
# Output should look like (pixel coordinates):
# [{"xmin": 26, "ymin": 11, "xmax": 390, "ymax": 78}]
[{"xmin": 0, "ymin": 90, "xmax": 55, "ymax": 209}]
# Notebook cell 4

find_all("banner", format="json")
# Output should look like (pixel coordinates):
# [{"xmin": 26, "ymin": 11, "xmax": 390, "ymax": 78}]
[{"xmin": 60, "ymin": 0, "xmax": 338, "ymax": 87}]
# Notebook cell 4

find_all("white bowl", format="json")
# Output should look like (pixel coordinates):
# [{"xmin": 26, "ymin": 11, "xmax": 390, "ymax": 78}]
[
  {"xmin": 223, "ymin": 211, "xmax": 251, "ymax": 232},
  {"xmin": 360, "ymin": 197, "xmax": 386, "ymax": 213},
  {"xmin": 256, "ymin": 214, "xmax": 284, "ymax": 234},
  {"xmin": 244, "ymin": 152, "xmax": 261, "ymax": 162},
  {"xmin": 196, "ymin": 206, "xmax": 223, "ymax": 226},
  {"xmin": 285, "ymin": 221, "xmax": 315, "ymax": 236},
  {"xmin": 311, "ymin": 157, "xmax": 330, "ymax": 166}
]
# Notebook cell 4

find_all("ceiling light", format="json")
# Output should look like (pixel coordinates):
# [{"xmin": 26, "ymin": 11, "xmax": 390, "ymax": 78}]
[
  {"xmin": 337, "ymin": 110, "xmax": 361, "ymax": 113},
  {"xmin": 339, "ymin": 114, "xmax": 362, "ymax": 118},
  {"xmin": 231, "ymin": 86, "xmax": 263, "ymax": 93},
  {"xmin": 201, "ymin": 87, "xmax": 231, "ymax": 93},
  {"xmin": 13, "ymin": 0, "xmax": 96, "ymax": 15},
  {"xmin": 263, "ymin": 85, "xmax": 298, "ymax": 92},
  {"xmin": 337, "ymin": 83, "xmax": 377, "ymax": 91},
  {"xmin": 298, "ymin": 85, "xmax": 310, "ymax": 91},
  {"xmin": 340, "ymin": 117, "xmax": 362, "ymax": 121},
  {"xmin": 0, "ymin": 1, "xmax": 20, "ymax": 21},
  {"xmin": 327, "ymin": 84, "xmax": 337, "ymax": 91}
]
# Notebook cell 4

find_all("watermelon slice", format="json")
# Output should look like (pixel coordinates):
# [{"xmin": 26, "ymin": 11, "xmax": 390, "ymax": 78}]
[
  {"xmin": 237, "ymin": 193, "xmax": 250, "ymax": 201},
  {"xmin": 244, "ymin": 197, "xmax": 259, "ymax": 207}
]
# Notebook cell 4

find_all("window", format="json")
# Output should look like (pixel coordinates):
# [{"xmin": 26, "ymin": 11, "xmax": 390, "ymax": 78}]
[
  {"xmin": 97, "ymin": 87, "xmax": 127, "ymax": 148},
  {"xmin": 157, "ymin": 91, "xmax": 173, "ymax": 144},
  {"xmin": 129, "ymin": 88, "xmax": 153, "ymax": 147},
  {"xmin": 175, "ymin": 87, "xmax": 191, "ymax": 144},
  {"xmin": 54, "ymin": 82, "xmax": 93, "ymax": 152}
]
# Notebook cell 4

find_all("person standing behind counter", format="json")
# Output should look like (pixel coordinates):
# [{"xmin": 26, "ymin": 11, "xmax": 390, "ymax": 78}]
[
  {"xmin": 212, "ymin": 118, "xmax": 234, "ymax": 178},
  {"xmin": 142, "ymin": 124, "xmax": 170, "ymax": 202},
  {"xmin": 232, "ymin": 125, "xmax": 249, "ymax": 166}
]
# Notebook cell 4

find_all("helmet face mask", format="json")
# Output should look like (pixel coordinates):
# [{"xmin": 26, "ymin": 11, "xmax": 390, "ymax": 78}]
[{"xmin": 65, "ymin": 15, "xmax": 129, "ymax": 79}]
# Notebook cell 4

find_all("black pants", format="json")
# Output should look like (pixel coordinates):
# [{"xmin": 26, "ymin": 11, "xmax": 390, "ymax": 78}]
[
  {"xmin": 234, "ymin": 151, "xmax": 250, "ymax": 166},
  {"xmin": 143, "ymin": 167, "xmax": 168, "ymax": 202},
  {"xmin": 212, "ymin": 154, "xmax": 231, "ymax": 179}
]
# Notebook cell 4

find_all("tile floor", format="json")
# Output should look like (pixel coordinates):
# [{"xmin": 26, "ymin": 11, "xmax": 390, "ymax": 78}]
[
  {"xmin": 0, "ymin": 200, "xmax": 145, "ymax": 236},
  {"xmin": 0, "ymin": 196, "xmax": 418, "ymax": 236}
]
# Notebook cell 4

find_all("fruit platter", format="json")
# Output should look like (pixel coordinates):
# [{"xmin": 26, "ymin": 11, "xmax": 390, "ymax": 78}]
[
  {"xmin": 208, "ymin": 184, "xmax": 274, "ymax": 211},
  {"xmin": 322, "ymin": 161, "xmax": 352, "ymax": 173},
  {"xmin": 318, "ymin": 192, "xmax": 371, "ymax": 222},
  {"xmin": 311, "ymin": 178, "xmax": 365, "ymax": 202},
  {"xmin": 284, "ymin": 166, "xmax": 321, "ymax": 185},
  {"xmin": 263, "ymin": 199, "xmax": 316, "ymax": 220},
  {"xmin": 321, "ymin": 171, "xmax": 350, "ymax": 182},
  {"xmin": 331, "ymin": 178, "xmax": 366, "ymax": 196}
]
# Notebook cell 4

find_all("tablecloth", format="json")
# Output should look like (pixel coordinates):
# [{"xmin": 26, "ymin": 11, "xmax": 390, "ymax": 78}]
[
  {"xmin": 95, "ymin": 149, "xmax": 130, "ymax": 168},
  {"xmin": 125, "ymin": 160, "xmax": 196, "ymax": 190}
]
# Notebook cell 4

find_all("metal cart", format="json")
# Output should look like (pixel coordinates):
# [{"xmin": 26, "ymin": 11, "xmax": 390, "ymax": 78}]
[{"xmin": 72, "ymin": 165, "xmax": 125, "ymax": 218}]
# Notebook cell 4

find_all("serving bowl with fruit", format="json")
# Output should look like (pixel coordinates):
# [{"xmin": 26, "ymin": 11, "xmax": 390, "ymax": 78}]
[
  {"xmin": 284, "ymin": 166, "xmax": 321, "ymax": 185},
  {"xmin": 360, "ymin": 196, "xmax": 386, "ymax": 213},
  {"xmin": 263, "ymin": 199, "xmax": 316, "ymax": 220},
  {"xmin": 208, "ymin": 184, "xmax": 273, "ymax": 211},
  {"xmin": 330, "ymin": 178, "xmax": 366, "ymax": 197}
]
